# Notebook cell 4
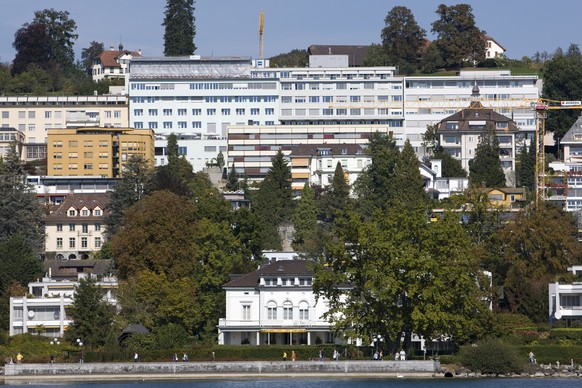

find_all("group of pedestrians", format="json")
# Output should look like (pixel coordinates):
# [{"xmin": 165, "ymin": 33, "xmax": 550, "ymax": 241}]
[{"xmin": 374, "ymin": 349, "xmax": 406, "ymax": 361}]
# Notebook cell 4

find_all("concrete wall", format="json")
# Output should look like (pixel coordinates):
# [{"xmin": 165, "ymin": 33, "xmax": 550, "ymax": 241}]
[{"xmin": 4, "ymin": 360, "xmax": 439, "ymax": 376}]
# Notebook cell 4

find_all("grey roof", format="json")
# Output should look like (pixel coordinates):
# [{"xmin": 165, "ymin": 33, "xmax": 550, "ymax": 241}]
[
  {"xmin": 223, "ymin": 260, "xmax": 315, "ymax": 288},
  {"xmin": 43, "ymin": 259, "xmax": 113, "ymax": 279},
  {"xmin": 560, "ymin": 115, "xmax": 582, "ymax": 144},
  {"xmin": 308, "ymin": 45, "xmax": 369, "ymax": 67},
  {"xmin": 437, "ymin": 101, "xmax": 518, "ymax": 133}
]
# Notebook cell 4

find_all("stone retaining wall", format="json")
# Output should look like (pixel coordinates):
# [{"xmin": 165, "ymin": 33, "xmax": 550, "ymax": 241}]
[{"xmin": 4, "ymin": 360, "xmax": 439, "ymax": 376}]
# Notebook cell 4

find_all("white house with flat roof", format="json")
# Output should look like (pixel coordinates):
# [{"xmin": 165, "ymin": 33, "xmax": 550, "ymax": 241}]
[{"xmin": 549, "ymin": 266, "xmax": 582, "ymax": 325}]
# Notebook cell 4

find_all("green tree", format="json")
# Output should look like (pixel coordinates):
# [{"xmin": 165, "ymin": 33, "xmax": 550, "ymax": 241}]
[
  {"xmin": 269, "ymin": 49, "xmax": 308, "ymax": 67},
  {"xmin": 515, "ymin": 141, "xmax": 535, "ymax": 193},
  {"xmin": 253, "ymin": 150, "xmax": 293, "ymax": 250},
  {"xmin": 163, "ymin": 0, "xmax": 196, "ymax": 56},
  {"xmin": 319, "ymin": 162, "xmax": 351, "ymax": 223},
  {"xmin": 381, "ymin": 6, "xmax": 426, "ymax": 73},
  {"xmin": 433, "ymin": 148, "xmax": 467, "ymax": 178},
  {"xmin": 486, "ymin": 205, "xmax": 581, "ymax": 322},
  {"xmin": 231, "ymin": 206, "xmax": 264, "ymax": 263},
  {"xmin": 65, "ymin": 276, "xmax": 116, "ymax": 349},
  {"xmin": 394, "ymin": 139, "xmax": 427, "ymax": 207},
  {"xmin": 11, "ymin": 21, "xmax": 52, "ymax": 76},
  {"xmin": 541, "ymin": 44, "xmax": 582, "ymax": 139},
  {"xmin": 314, "ymin": 205, "xmax": 490, "ymax": 353},
  {"xmin": 0, "ymin": 143, "xmax": 44, "ymax": 252},
  {"xmin": 469, "ymin": 125, "xmax": 506, "ymax": 187},
  {"xmin": 150, "ymin": 133, "xmax": 194, "ymax": 196},
  {"xmin": 225, "ymin": 163, "xmax": 240, "ymax": 191},
  {"xmin": 292, "ymin": 183, "xmax": 318, "ymax": 252},
  {"xmin": 420, "ymin": 42, "xmax": 445, "ymax": 73},
  {"xmin": 105, "ymin": 155, "xmax": 152, "ymax": 238},
  {"xmin": 110, "ymin": 191, "xmax": 198, "ymax": 280},
  {"xmin": 354, "ymin": 132, "xmax": 400, "ymax": 215},
  {"xmin": 33, "ymin": 9, "xmax": 78, "ymax": 72},
  {"xmin": 361, "ymin": 44, "xmax": 391, "ymax": 67},
  {"xmin": 81, "ymin": 41, "xmax": 104, "ymax": 75},
  {"xmin": 431, "ymin": 4, "xmax": 486, "ymax": 68}
]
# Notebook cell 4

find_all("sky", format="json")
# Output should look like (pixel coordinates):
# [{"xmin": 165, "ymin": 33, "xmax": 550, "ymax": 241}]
[{"xmin": 1, "ymin": 0, "xmax": 581, "ymax": 64}]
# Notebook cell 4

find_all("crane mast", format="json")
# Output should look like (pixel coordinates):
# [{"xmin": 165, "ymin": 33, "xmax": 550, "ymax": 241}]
[{"xmin": 259, "ymin": 10, "xmax": 264, "ymax": 60}]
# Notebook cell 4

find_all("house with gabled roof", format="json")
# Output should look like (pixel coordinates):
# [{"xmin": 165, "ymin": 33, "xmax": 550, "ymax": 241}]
[
  {"xmin": 92, "ymin": 45, "xmax": 141, "ymax": 82},
  {"xmin": 218, "ymin": 259, "xmax": 352, "ymax": 346},
  {"xmin": 43, "ymin": 192, "xmax": 110, "ymax": 260}
]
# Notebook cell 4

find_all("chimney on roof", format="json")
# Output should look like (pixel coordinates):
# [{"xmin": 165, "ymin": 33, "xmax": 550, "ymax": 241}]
[{"xmin": 328, "ymin": 47, "xmax": 332, "ymax": 55}]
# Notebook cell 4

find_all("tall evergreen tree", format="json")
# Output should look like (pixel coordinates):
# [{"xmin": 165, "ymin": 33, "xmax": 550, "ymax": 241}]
[
  {"xmin": 381, "ymin": 6, "xmax": 426, "ymax": 73},
  {"xmin": 431, "ymin": 4, "xmax": 486, "ymax": 68},
  {"xmin": 515, "ymin": 142, "xmax": 536, "ymax": 194},
  {"xmin": 163, "ymin": 0, "xmax": 196, "ymax": 56},
  {"xmin": 150, "ymin": 133, "xmax": 194, "ymax": 196},
  {"xmin": 394, "ymin": 139, "xmax": 427, "ymax": 207},
  {"xmin": 253, "ymin": 150, "xmax": 293, "ymax": 250},
  {"xmin": 433, "ymin": 148, "xmax": 467, "ymax": 178},
  {"xmin": 469, "ymin": 125, "xmax": 506, "ymax": 188},
  {"xmin": 65, "ymin": 276, "xmax": 115, "ymax": 348},
  {"xmin": 225, "ymin": 163, "xmax": 240, "ymax": 191},
  {"xmin": 81, "ymin": 41, "xmax": 104, "ymax": 76},
  {"xmin": 105, "ymin": 155, "xmax": 152, "ymax": 238},
  {"xmin": 354, "ymin": 132, "xmax": 400, "ymax": 215},
  {"xmin": 320, "ymin": 162, "xmax": 351, "ymax": 223},
  {"xmin": 292, "ymin": 183, "xmax": 318, "ymax": 252},
  {"xmin": 0, "ymin": 143, "xmax": 44, "ymax": 252}
]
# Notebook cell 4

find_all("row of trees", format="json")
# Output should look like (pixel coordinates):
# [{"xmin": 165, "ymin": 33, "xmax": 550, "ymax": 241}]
[{"xmin": 1, "ymin": 1, "xmax": 196, "ymax": 96}]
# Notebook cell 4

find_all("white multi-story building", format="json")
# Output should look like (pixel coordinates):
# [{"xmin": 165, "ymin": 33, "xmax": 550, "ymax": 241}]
[
  {"xmin": 0, "ymin": 95, "xmax": 128, "ymax": 161},
  {"xmin": 9, "ymin": 260, "xmax": 116, "ymax": 337},
  {"xmin": 218, "ymin": 259, "xmax": 351, "ymax": 346},
  {"xmin": 549, "ymin": 265, "xmax": 582, "ymax": 326},
  {"xmin": 127, "ymin": 56, "xmax": 540, "ymax": 180}
]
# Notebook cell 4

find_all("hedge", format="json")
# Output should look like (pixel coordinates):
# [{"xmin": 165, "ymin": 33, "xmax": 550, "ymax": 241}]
[
  {"xmin": 549, "ymin": 328, "xmax": 582, "ymax": 342},
  {"xmin": 518, "ymin": 345, "xmax": 582, "ymax": 364}
]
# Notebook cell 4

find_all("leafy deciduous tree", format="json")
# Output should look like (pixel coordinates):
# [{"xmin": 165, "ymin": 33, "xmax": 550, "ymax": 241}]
[
  {"xmin": 381, "ymin": 6, "xmax": 426, "ymax": 73},
  {"xmin": 431, "ymin": 4, "xmax": 486, "ymax": 68},
  {"xmin": 11, "ymin": 21, "xmax": 52, "ymax": 76},
  {"xmin": 33, "ymin": 9, "xmax": 78, "ymax": 72},
  {"xmin": 81, "ymin": 41, "xmax": 104, "ymax": 75}
]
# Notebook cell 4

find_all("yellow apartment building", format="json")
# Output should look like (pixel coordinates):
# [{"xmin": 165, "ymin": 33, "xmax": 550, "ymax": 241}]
[{"xmin": 47, "ymin": 127, "xmax": 154, "ymax": 178}]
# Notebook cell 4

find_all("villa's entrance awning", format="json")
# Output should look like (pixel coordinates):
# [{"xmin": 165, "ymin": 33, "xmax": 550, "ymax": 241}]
[{"xmin": 261, "ymin": 329, "xmax": 307, "ymax": 333}]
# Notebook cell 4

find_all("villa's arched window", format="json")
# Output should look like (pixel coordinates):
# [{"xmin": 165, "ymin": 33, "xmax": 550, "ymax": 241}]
[
  {"xmin": 267, "ymin": 301, "xmax": 277, "ymax": 320},
  {"xmin": 299, "ymin": 301, "xmax": 309, "ymax": 320},
  {"xmin": 283, "ymin": 300, "xmax": 293, "ymax": 320}
]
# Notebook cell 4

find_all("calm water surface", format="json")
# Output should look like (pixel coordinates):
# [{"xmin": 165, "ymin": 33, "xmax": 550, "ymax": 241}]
[{"xmin": 2, "ymin": 379, "xmax": 579, "ymax": 388}]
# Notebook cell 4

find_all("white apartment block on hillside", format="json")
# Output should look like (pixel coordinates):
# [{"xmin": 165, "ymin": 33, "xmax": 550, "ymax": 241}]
[
  {"xmin": 128, "ymin": 56, "xmax": 540, "ymax": 181},
  {"xmin": 0, "ymin": 95, "xmax": 128, "ymax": 161}
]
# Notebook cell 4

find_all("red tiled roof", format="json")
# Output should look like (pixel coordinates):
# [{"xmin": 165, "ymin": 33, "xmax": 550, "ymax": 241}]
[{"xmin": 97, "ymin": 50, "xmax": 141, "ymax": 68}]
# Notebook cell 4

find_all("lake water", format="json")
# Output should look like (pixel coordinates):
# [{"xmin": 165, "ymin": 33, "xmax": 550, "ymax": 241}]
[{"xmin": 1, "ymin": 379, "xmax": 579, "ymax": 387}]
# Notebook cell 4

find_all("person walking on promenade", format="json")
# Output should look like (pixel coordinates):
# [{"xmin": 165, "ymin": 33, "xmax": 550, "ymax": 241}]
[
  {"xmin": 400, "ymin": 349, "xmax": 406, "ymax": 361},
  {"xmin": 319, "ymin": 349, "xmax": 324, "ymax": 361},
  {"xmin": 283, "ymin": 351, "xmax": 288, "ymax": 361},
  {"xmin": 134, "ymin": 352, "xmax": 139, "ymax": 362},
  {"xmin": 183, "ymin": 353, "xmax": 189, "ymax": 362},
  {"xmin": 16, "ymin": 352, "xmax": 23, "ymax": 364},
  {"xmin": 291, "ymin": 350, "xmax": 296, "ymax": 361}
]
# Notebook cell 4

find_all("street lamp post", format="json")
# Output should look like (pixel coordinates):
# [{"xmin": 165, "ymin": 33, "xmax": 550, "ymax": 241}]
[
  {"xmin": 49, "ymin": 338, "xmax": 60, "ymax": 364},
  {"xmin": 76, "ymin": 338, "xmax": 84, "ymax": 363}
]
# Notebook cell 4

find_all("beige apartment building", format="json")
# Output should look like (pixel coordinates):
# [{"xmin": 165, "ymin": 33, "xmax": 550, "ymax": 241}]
[
  {"xmin": 0, "ymin": 95, "xmax": 128, "ymax": 161},
  {"xmin": 47, "ymin": 127, "xmax": 154, "ymax": 178}
]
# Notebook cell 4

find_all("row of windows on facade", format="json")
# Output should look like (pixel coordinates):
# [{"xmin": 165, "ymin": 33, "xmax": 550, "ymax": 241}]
[
  {"xmin": 12, "ymin": 307, "xmax": 69, "ymax": 320},
  {"xmin": 56, "ymin": 222, "xmax": 101, "ymax": 231},
  {"xmin": 130, "ymin": 96, "xmax": 278, "ymax": 104},
  {"xmin": 52, "ymin": 163, "xmax": 110, "ymax": 171},
  {"xmin": 241, "ymin": 302, "xmax": 311, "ymax": 321},
  {"xmin": 134, "ymin": 108, "xmax": 275, "ymax": 116},
  {"xmin": 1, "ymin": 110, "xmax": 122, "ymax": 119},
  {"xmin": 56, "ymin": 236, "xmax": 102, "ymax": 249}
]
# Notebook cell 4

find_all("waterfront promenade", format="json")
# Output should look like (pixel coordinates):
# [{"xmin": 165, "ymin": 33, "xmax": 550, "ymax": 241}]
[{"xmin": 3, "ymin": 360, "xmax": 440, "ymax": 381}]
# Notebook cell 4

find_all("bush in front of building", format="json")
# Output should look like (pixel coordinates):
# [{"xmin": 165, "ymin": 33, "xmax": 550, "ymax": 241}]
[
  {"xmin": 518, "ymin": 345, "xmax": 582, "ymax": 364},
  {"xmin": 458, "ymin": 338, "xmax": 523, "ymax": 375},
  {"xmin": 548, "ymin": 328, "xmax": 582, "ymax": 344}
]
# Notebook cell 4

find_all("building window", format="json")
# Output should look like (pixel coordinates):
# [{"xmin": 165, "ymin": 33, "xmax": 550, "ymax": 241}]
[
  {"xmin": 283, "ymin": 301, "xmax": 293, "ymax": 320},
  {"xmin": 95, "ymin": 223, "xmax": 101, "ymax": 231},
  {"xmin": 95, "ymin": 237, "xmax": 102, "ymax": 248},
  {"xmin": 177, "ymin": 108, "xmax": 187, "ymax": 116},
  {"xmin": 163, "ymin": 122, "xmax": 172, "ymax": 129},
  {"xmin": 221, "ymin": 108, "xmax": 230, "ymax": 115},
  {"xmin": 251, "ymin": 108, "xmax": 259, "ymax": 115},
  {"xmin": 242, "ymin": 305, "xmax": 251, "ymax": 320},
  {"xmin": 266, "ymin": 108, "xmax": 274, "ymax": 115},
  {"xmin": 84, "ymin": 163, "xmax": 93, "ymax": 170},
  {"xmin": 236, "ymin": 108, "xmax": 245, "ymax": 115},
  {"xmin": 94, "ymin": 209, "xmax": 102, "ymax": 216},
  {"xmin": 299, "ymin": 306, "xmax": 309, "ymax": 320},
  {"xmin": 192, "ymin": 109, "xmax": 201, "ymax": 115},
  {"xmin": 207, "ymin": 109, "xmax": 216, "ymax": 115},
  {"xmin": 267, "ymin": 302, "xmax": 277, "ymax": 320},
  {"xmin": 56, "ymin": 238, "xmax": 63, "ymax": 249},
  {"xmin": 69, "ymin": 238, "xmax": 76, "ymax": 248},
  {"xmin": 69, "ymin": 223, "xmax": 75, "ymax": 232},
  {"xmin": 81, "ymin": 209, "xmax": 89, "ymax": 216},
  {"xmin": 114, "ymin": 111, "xmax": 121, "ymax": 118},
  {"xmin": 82, "ymin": 224, "xmax": 88, "ymax": 233},
  {"xmin": 163, "ymin": 109, "xmax": 172, "ymax": 116},
  {"xmin": 68, "ymin": 209, "xmax": 76, "ymax": 216},
  {"xmin": 148, "ymin": 109, "xmax": 158, "ymax": 116},
  {"xmin": 134, "ymin": 109, "xmax": 143, "ymax": 116},
  {"xmin": 81, "ymin": 237, "xmax": 88, "ymax": 248}
]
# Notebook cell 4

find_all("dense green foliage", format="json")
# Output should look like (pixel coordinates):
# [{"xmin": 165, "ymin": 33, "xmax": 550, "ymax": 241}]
[
  {"xmin": 469, "ymin": 125, "xmax": 506, "ymax": 187},
  {"xmin": 163, "ymin": 0, "xmax": 196, "ymax": 56},
  {"xmin": 515, "ymin": 142, "xmax": 536, "ymax": 193},
  {"xmin": 380, "ymin": 6, "xmax": 426, "ymax": 74},
  {"xmin": 33, "ymin": 9, "xmax": 78, "ymax": 73},
  {"xmin": 291, "ymin": 183, "xmax": 318, "ymax": 253},
  {"xmin": 458, "ymin": 338, "xmax": 523, "ymax": 375},
  {"xmin": 65, "ymin": 277, "xmax": 116, "ymax": 349},
  {"xmin": 269, "ymin": 49, "xmax": 308, "ymax": 67},
  {"xmin": 431, "ymin": 4, "xmax": 486, "ymax": 69},
  {"xmin": 81, "ymin": 41, "xmax": 104, "ymax": 75}
]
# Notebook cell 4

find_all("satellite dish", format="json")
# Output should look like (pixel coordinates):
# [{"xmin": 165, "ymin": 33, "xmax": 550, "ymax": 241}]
[
  {"xmin": 555, "ymin": 310, "xmax": 562, "ymax": 320},
  {"xmin": 27, "ymin": 310, "xmax": 35, "ymax": 318}
]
